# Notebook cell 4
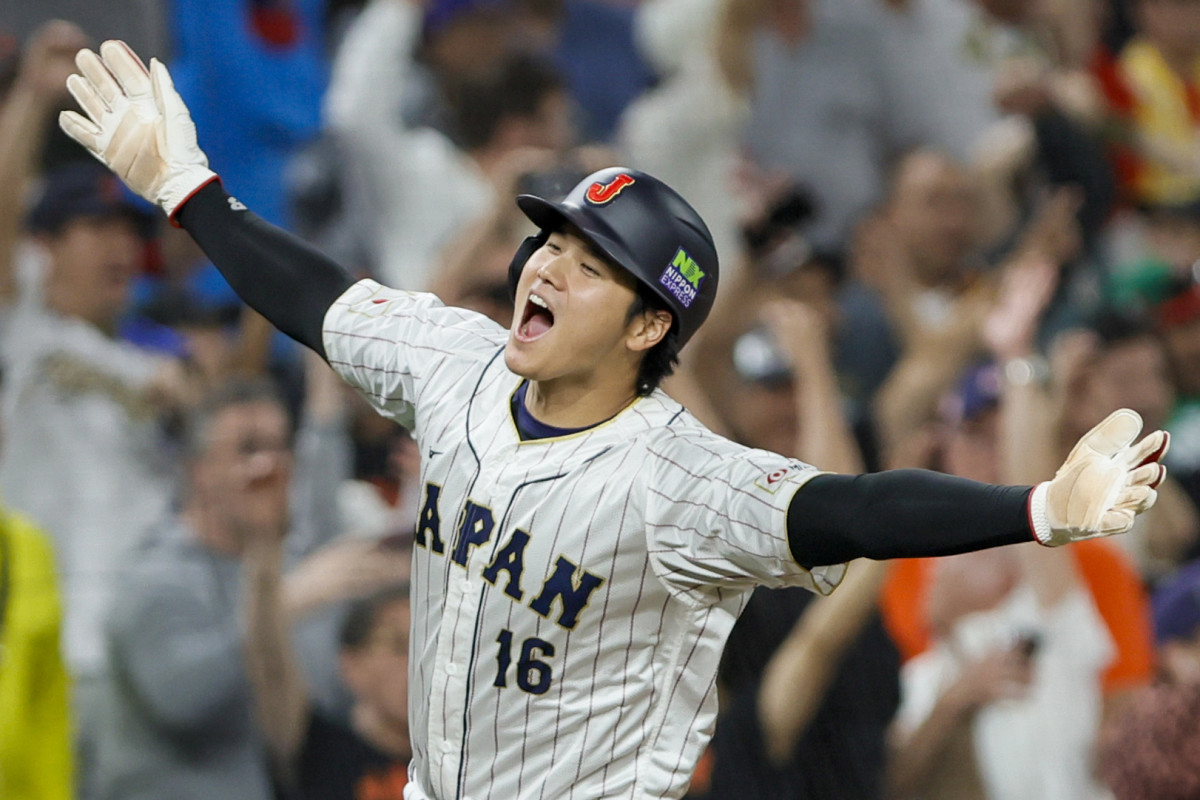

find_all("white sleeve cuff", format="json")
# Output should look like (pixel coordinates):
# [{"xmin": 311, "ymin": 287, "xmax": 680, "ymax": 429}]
[{"xmin": 1028, "ymin": 481, "xmax": 1054, "ymax": 546}]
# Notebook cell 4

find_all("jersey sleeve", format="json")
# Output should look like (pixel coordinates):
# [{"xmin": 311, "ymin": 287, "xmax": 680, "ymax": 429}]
[
  {"xmin": 644, "ymin": 427, "xmax": 846, "ymax": 602},
  {"xmin": 322, "ymin": 279, "xmax": 507, "ymax": 429}
]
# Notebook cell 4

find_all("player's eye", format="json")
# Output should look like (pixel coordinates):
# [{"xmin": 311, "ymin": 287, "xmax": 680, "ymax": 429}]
[{"xmin": 581, "ymin": 262, "xmax": 600, "ymax": 277}]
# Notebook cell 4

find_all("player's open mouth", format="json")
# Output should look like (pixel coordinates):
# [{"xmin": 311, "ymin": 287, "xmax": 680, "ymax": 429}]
[{"xmin": 517, "ymin": 293, "xmax": 555, "ymax": 342}]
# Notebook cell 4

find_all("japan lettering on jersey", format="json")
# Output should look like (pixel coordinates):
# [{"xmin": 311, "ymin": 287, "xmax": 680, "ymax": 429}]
[{"xmin": 323, "ymin": 280, "xmax": 844, "ymax": 800}]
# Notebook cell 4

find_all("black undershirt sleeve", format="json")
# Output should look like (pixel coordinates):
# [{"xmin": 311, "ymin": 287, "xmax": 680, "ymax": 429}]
[
  {"xmin": 786, "ymin": 470, "xmax": 1036, "ymax": 569},
  {"xmin": 174, "ymin": 180, "xmax": 355, "ymax": 358}
]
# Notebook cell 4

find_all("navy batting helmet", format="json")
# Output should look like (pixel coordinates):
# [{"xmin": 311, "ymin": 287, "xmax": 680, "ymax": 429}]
[{"xmin": 508, "ymin": 167, "xmax": 719, "ymax": 347}]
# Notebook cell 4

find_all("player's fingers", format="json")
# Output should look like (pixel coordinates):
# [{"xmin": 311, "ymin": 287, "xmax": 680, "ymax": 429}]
[
  {"xmin": 150, "ymin": 58, "xmax": 188, "ymax": 150},
  {"xmin": 1127, "ymin": 429, "xmax": 1170, "ymax": 469},
  {"xmin": 150, "ymin": 58, "xmax": 170, "ymax": 118},
  {"xmin": 75, "ymin": 48, "xmax": 122, "ymax": 106},
  {"xmin": 1114, "ymin": 483, "xmax": 1156, "ymax": 515},
  {"xmin": 59, "ymin": 110, "xmax": 102, "ymax": 152},
  {"xmin": 1128, "ymin": 461, "xmax": 1167, "ymax": 489},
  {"xmin": 65, "ymin": 73, "xmax": 109, "ymax": 125},
  {"xmin": 1078, "ymin": 409, "xmax": 1143, "ymax": 458},
  {"xmin": 99, "ymin": 40, "xmax": 152, "ymax": 103}
]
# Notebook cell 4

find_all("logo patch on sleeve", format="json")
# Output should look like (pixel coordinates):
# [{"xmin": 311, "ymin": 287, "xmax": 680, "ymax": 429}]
[
  {"xmin": 658, "ymin": 248, "xmax": 705, "ymax": 309},
  {"xmin": 754, "ymin": 466, "xmax": 793, "ymax": 494}
]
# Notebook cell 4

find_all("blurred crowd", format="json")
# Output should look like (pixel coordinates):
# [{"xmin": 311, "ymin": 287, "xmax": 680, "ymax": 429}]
[{"xmin": 3, "ymin": 0, "xmax": 1200, "ymax": 798}]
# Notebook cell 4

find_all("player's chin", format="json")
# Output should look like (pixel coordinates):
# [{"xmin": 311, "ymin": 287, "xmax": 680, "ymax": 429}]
[{"xmin": 503, "ymin": 338, "xmax": 542, "ymax": 378}]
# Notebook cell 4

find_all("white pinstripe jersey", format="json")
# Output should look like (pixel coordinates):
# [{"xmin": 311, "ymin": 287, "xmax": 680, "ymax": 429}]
[{"xmin": 323, "ymin": 280, "xmax": 845, "ymax": 800}]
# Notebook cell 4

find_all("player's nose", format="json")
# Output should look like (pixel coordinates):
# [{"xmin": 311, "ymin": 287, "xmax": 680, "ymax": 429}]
[{"xmin": 535, "ymin": 255, "xmax": 565, "ymax": 287}]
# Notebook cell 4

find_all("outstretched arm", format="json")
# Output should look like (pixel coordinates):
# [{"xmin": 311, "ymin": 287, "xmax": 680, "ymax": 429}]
[
  {"xmin": 175, "ymin": 181, "xmax": 353, "ymax": 356},
  {"xmin": 58, "ymin": 41, "xmax": 353, "ymax": 357},
  {"xmin": 788, "ymin": 409, "xmax": 1169, "ymax": 568}
]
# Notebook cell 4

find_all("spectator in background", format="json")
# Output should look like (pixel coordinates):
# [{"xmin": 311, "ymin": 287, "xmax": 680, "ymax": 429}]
[
  {"xmin": 887, "ymin": 547, "xmax": 1108, "ymax": 800},
  {"xmin": 0, "ymin": 161, "xmax": 185, "ymax": 641},
  {"xmin": 879, "ymin": 0, "xmax": 1116, "ymax": 248},
  {"xmin": 95, "ymin": 380, "xmax": 295, "ymax": 800},
  {"xmin": 685, "ymin": 180, "xmax": 899, "ymax": 466},
  {"xmin": 863, "ymin": 148, "xmax": 994, "ymax": 458},
  {"xmin": 881, "ymin": 259, "xmax": 1160, "ymax": 774},
  {"xmin": 1098, "ymin": 557, "xmax": 1200, "ymax": 800},
  {"xmin": 95, "ymin": 377, "xmax": 408, "ymax": 800},
  {"xmin": 716, "ymin": 0, "xmax": 902, "ymax": 252},
  {"xmin": 698, "ymin": 313, "xmax": 896, "ymax": 798},
  {"xmin": 514, "ymin": 0, "xmax": 657, "ymax": 143},
  {"xmin": 1105, "ymin": 0, "xmax": 1200, "ymax": 208},
  {"xmin": 1105, "ymin": 200, "xmax": 1200, "ymax": 312},
  {"xmin": 325, "ymin": 0, "xmax": 573, "ymax": 290},
  {"xmin": 0, "ymin": 504, "xmax": 74, "ymax": 800},
  {"xmin": 1151, "ymin": 282, "xmax": 1200, "ymax": 527},
  {"xmin": 1055, "ymin": 310, "xmax": 1199, "ymax": 584},
  {"xmin": 619, "ymin": 0, "xmax": 752, "ymax": 269},
  {"xmin": 168, "ymin": 0, "xmax": 328, "ymax": 228},
  {"xmin": 0, "ymin": 20, "xmax": 89, "ymax": 307},
  {"xmin": 703, "ymin": 559, "xmax": 895, "ymax": 800},
  {"xmin": 302, "ymin": 586, "xmax": 412, "ymax": 799},
  {"xmin": 886, "ymin": 360, "xmax": 1113, "ymax": 800},
  {"xmin": 5, "ymin": 2, "xmax": 166, "ymax": 62},
  {"xmin": 866, "ymin": 145, "xmax": 1094, "ymax": 461},
  {"xmin": 248, "ymin": 575, "xmax": 414, "ymax": 800},
  {"xmin": 684, "ymin": 275, "xmax": 899, "ymax": 799},
  {"xmin": 0, "ymin": 160, "xmax": 188, "ymax": 796},
  {"xmin": 164, "ymin": 0, "xmax": 332, "ymax": 394}
]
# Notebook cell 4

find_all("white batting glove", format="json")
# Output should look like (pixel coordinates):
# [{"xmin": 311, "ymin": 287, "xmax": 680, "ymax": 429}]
[
  {"xmin": 59, "ymin": 40, "xmax": 216, "ymax": 220},
  {"xmin": 1029, "ymin": 408, "xmax": 1169, "ymax": 547}
]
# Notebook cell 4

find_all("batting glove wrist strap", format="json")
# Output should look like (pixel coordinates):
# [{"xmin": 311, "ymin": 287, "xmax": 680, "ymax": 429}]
[
  {"xmin": 1036, "ymin": 408, "xmax": 1169, "ymax": 547},
  {"xmin": 59, "ymin": 41, "xmax": 217, "ymax": 219},
  {"xmin": 1028, "ymin": 482, "xmax": 1053, "ymax": 546}
]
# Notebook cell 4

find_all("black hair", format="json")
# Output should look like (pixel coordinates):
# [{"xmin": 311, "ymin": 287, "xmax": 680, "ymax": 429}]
[
  {"xmin": 339, "ymin": 585, "xmax": 411, "ymax": 651},
  {"xmin": 450, "ymin": 52, "xmax": 564, "ymax": 152},
  {"xmin": 625, "ymin": 283, "xmax": 680, "ymax": 397}
]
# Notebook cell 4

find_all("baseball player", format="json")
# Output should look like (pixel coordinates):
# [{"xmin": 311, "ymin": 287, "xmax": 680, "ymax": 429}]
[{"xmin": 60, "ymin": 42, "xmax": 1170, "ymax": 800}]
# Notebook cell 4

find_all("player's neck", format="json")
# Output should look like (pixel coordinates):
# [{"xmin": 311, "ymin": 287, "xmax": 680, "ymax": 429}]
[{"xmin": 524, "ymin": 376, "xmax": 639, "ymax": 429}]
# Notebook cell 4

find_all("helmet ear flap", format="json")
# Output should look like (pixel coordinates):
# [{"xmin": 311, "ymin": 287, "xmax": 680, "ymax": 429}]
[{"xmin": 508, "ymin": 231, "xmax": 549, "ymax": 302}]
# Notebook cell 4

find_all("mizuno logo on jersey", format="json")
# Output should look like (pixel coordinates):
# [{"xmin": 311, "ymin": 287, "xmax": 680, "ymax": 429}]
[{"xmin": 416, "ymin": 484, "xmax": 605, "ymax": 630}]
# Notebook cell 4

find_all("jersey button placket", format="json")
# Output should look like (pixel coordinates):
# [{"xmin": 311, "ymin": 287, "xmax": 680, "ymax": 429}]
[{"xmin": 433, "ymin": 477, "xmax": 492, "ymax": 797}]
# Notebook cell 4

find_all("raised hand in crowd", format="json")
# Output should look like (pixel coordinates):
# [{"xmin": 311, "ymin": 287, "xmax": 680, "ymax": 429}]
[
  {"xmin": 283, "ymin": 535, "xmax": 411, "ymax": 620},
  {"xmin": 759, "ymin": 297, "xmax": 863, "ymax": 475},
  {"xmin": 0, "ymin": 19, "xmax": 90, "ymax": 302}
]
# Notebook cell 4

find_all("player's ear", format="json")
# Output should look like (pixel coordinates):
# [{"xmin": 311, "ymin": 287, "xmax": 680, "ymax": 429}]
[{"xmin": 627, "ymin": 308, "xmax": 672, "ymax": 354}]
